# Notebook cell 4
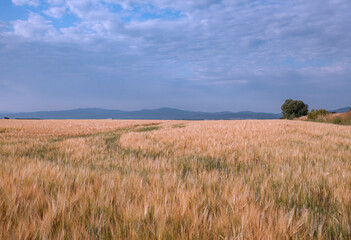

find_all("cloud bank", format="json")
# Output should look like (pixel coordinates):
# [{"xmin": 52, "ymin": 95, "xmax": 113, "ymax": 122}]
[{"xmin": 0, "ymin": 0, "xmax": 350, "ymax": 112}]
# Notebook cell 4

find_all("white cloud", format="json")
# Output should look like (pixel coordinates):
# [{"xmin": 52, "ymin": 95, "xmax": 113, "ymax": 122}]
[
  {"xmin": 65, "ymin": 0, "xmax": 113, "ymax": 21},
  {"xmin": 10, "ymin": 13, "xmax": 56, "ymax": 40},
  {"xmin": 43, "ymin": 6, "xmax": 67, "ymax": 18},
  {"xmin": 12, "ymin": 0, "xmax": 40, "ymax": 7},
  {"xmin": 1, "ymin": 0, "xmax": 351, "ymax": 111},
  {"xmin": 45, "ymin": 0, "xmax": 65, "ymax": 5}
]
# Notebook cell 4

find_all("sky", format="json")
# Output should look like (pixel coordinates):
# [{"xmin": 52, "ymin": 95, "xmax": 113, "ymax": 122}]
[{"xmin": 0, "ymin": 0, "xmax": 350, "ymax": 113}]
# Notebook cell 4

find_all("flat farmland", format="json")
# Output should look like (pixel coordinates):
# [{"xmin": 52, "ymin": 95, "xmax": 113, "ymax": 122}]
[{"xmin": 0, "ymin": 119, "xmax": 350, "ymax": 239}]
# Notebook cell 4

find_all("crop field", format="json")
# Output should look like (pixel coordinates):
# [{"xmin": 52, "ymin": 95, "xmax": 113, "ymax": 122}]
[{"xmin": 0, "ymin": 119, "xmax": 350, "ymax": 239}]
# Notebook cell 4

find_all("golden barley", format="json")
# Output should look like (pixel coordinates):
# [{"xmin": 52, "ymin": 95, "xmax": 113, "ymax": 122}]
[{"xmin": 0, "ymin": 119, "xmax": 350, "ymax": 239}]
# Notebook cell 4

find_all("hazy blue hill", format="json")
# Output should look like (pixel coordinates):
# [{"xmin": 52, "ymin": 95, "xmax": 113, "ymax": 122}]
[
  {"xmin": 1, "ymin": 107, "xmax": 283, "ymax": 120},
  {"xmin": 328, "ymin": 107, "xmax": 350, "ymax": 113},
  {"xmin": 7, "ymin": 106, "xmax": 350, "ymax": 119},
  {"xmin": 3, "ymin": 106, "xmax": 349, "ymax": 120}
]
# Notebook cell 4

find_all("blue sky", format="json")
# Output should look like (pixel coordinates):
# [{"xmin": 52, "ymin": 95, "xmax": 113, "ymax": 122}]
[{"xmin": 0, "ymin": 0, "xmax": 350, "ymax": 112}]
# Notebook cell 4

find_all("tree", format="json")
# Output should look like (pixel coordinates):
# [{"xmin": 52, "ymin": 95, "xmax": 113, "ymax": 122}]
[
  {"xmin": 281, "ymin": 99, "xmax": 308, "ymax": 120},
  {"xmin": 308, "ymin": 109, "xmax": 328, "ymax": 120}
]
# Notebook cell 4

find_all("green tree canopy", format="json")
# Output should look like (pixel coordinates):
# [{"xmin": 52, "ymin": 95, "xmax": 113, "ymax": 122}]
[
  {"xmin": 281, "ymin": 99, "xmax": 308, "ymax": 120},
  {"xmin": 308, "ymin": 109, "xmax": 329, "ymax": 120}
]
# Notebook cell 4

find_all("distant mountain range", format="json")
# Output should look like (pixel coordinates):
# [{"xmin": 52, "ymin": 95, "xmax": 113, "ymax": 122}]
[
  {"xmin": 0, "ymin": 107, "xmax": 283, "ymax": 120},
  {"xmin": 329, "ymin": 107, "xmax": 351, "ymax": 113},
  {"xmin": 1, "ymin": 106, "xmax": 349, "ymax": 120}
]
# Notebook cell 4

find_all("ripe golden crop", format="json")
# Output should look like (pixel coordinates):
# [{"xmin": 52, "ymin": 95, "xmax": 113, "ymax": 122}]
[{"xmin": 0, "ymin": 119, "xmax": 350, "ymax": 239}]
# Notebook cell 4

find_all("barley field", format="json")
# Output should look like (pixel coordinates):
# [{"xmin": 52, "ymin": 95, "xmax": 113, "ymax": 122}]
[{"xmin": 0, "ymin": 119, "xmax": 350, "ymax": 239}]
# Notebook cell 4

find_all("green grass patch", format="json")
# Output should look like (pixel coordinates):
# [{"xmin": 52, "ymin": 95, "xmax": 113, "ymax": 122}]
[
  {"xmin": 172, "ymin": 124, "xmax": 186, "ymax": 128},
  {"xmin": 104, "ymin": 134, "xmax": 121, "ymax": 150},
  {"xmin": 0, "ymin": 128, "xmax": 8, "ymax": 134},
  {"xmin": 136, "ymin": 126, "xmax": 160, "ymax": 132}
]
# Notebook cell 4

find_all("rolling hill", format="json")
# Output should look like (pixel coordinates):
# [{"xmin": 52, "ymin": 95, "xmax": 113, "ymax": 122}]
[{"xmin": 1, "ymin": 107, "xmax": 282, "ymax": 120}]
